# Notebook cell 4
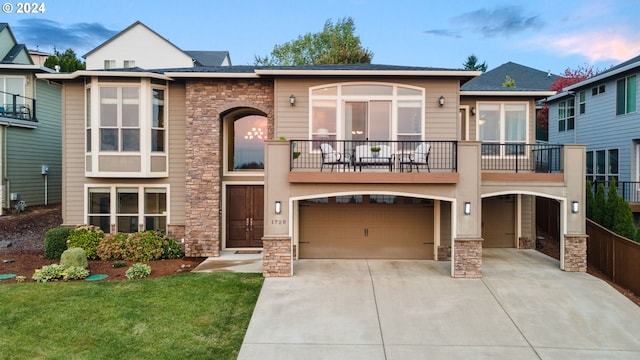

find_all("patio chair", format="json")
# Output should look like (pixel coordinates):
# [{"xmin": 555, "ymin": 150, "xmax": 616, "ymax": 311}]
[
  {"xmin": 400, "ymin": 143, "xmax": 430, "ymax": 172},
  {"xmin": 320, "ymin": 143, "xmax": 348, "ymax": 172}
]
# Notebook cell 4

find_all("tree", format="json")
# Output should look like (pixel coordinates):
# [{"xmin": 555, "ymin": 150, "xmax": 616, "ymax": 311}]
[
  {"xmin": 254, "ymin": 17, "xmax": 373, "ymax": 66},
  {"xmin": 549, "ymin": 64, "xmax": 604, "ymax": 92},
  {"xmin": 502, "ymin": 75, "xmax": 516, "ymax": 88},
  {"xmin": 592, "ymin": 182, "xmax": 606, "ymax": 226},
  {"xmin": 44, "ymin": 48, "xmax": 85, "ymax": 72},
  {"xmin": 462, "ymin": 54, "xmax": 487, "ymax": 72},
  {"xmin": 585, "ymin": 180, "xmax": 595, "ymax": 219}
]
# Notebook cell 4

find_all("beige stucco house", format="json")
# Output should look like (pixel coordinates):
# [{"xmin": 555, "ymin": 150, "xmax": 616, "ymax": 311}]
[{"xmin": 38, "ymin": 62, "xmax": 587, "ymax": 278}]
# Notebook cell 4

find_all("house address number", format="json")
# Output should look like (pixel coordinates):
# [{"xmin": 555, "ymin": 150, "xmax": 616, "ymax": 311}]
[{"xmin": 271, "ymin": 219, "xmax": 287, "ymax": 225}]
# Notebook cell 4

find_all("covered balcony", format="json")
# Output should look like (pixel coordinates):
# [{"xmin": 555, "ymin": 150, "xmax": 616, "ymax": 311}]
[{"xmin": 0, "ymin": 91, "xmax": 38, "ymax": 128}]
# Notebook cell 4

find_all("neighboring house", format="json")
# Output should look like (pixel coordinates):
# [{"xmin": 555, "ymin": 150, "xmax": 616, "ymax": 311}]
[
  {"xmin": 39, "ymin": 26, "xmax": 587, "ymax": 278},
  {"xmin": 84, "ymin": 21, "xmax": 231, "ymax": 70},
  {"xmin": 0, "ymin": 23, "xmax": 62, "ymax": 214},
  {"xmin": 28, "ymin": 49, "xmax": 52, "ymax": 66},
  {"xmin": 547, "ymin": 54, "xmax": 640, "ymax": 209}
]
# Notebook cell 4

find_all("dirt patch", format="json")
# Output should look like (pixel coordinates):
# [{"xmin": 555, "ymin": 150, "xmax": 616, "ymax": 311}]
[{"xmin": 0, "ymin": 205, "xmax": 205, "ymax": 284}]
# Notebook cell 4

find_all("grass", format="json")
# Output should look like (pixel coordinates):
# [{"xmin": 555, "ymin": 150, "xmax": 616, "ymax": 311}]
[{"xmin": 0, "ymin": 272, "xmax": 263, "ymax": 360}]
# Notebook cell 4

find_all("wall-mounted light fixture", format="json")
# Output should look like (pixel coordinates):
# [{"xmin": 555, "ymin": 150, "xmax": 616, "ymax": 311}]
[
  {"xmin": 464, "ymin": 201, "xmax": 471, "ymax": 215},
  {"xmin": 289, "ymin": 94, "xmax": 296, "ymax": 106},
  {"xmin": 471, "ymin": 107, "xmax": 476, "ymax": 115},
  {"xmin": 571, "ymin": 201, "xmax": 579, "ymax": 214},
  {"xmin": 439, "ymin": 95, "xmax": 445, "ymax": 107},
  {"xmin": 275, "ymin": 201, "xmax": 282, "ymax": 214}
]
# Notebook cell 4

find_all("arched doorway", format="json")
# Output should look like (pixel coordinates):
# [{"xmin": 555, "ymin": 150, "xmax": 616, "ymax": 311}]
[{"xmin": 223, "ymin": 109, "xmax": 267, "ymax": 248}]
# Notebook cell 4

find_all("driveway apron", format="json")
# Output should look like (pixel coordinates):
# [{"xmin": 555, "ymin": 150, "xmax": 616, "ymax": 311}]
[{"xmin": 237, "ymin": 249, "xmax": 640, "ymax": 360}]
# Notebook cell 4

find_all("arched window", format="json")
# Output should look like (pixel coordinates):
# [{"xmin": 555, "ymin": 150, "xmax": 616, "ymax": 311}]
[{"xmin": 231, "ymin": 115, "xmax": 267, "ymax": 170}]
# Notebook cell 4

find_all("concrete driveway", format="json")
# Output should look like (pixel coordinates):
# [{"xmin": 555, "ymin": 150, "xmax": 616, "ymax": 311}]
[{"xmin": 237, "ymin": 249, "xmax": 640, "ymax": 359}]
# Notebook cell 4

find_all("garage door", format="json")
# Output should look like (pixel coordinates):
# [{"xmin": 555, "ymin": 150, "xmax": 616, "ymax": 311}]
[
  {"xmin": 299, "ymin": 196, "xmax": 434, "ymax": 259},
  {"xmin": 482, "ymin": 195, "xmax": 516, "ymax": 247}
]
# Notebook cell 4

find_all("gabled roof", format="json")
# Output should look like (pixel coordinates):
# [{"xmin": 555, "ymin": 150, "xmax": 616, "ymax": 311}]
[
  {"xmin": 461, "ymin": 62, "xmax": 559, "ymax": 92},
  {"xmin": 185, "ymin": 51, "xmax": 231, "ymax": 66},
  {"xmin": 0, "ymin": 23, "xmax": 34, "ymax": 65},
  {"xmin": 83, "ymin": 21, "xmax": 182, "ymax": 58}
]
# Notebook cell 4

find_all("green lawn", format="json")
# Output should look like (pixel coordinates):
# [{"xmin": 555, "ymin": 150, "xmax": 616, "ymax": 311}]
[{"xmin": 0, "ymin": 272, "xmax": 263, "ymax": 360}]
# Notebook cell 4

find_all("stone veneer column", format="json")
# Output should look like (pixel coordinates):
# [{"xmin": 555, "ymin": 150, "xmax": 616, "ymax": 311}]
[
  {"xmin": 263, "ymin": 237, "xmax": 292, "ymax": 277},
  {"xmin": 563, "ymin": 234, "xmax": 587, "ymax": 272},
  {"xmin": 453, "ymin": 238, "xmax": 483, "ymax": 278},
  {"xmin": 183, "ymin": 79, "xmax": 274, "ymax": 258},
  {"xmin": 437, "ymin": 245, "xmax": 451, "ymax": 261},
  {"xmin": 518, "ymin": 237, "xmax": 535, "ymax": 249}
]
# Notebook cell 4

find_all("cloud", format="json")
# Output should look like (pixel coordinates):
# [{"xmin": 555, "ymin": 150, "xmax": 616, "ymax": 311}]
[
  {"xmin": 528, "ymin": 28, "xmax": 640, "ymax": 64},
  {"xmin": 11, "ymin": 18, "xmax": 117, "ymax": 54},
  {"xmin": 425, "ymin": 5, "xmax": 543, "ymax": 38}
]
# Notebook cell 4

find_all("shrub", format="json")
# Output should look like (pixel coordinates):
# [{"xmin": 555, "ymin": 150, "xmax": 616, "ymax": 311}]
[
  {"xmin": 96, "ymin": 233, "xmax": 128, "ymax": 261},
  {"xmin": 112, "ymin": 260, "xmax": 127, "ymax": 268},
  {"xmin": 61, "ymin": 266, "xmax": 90, "ymax": 281},
  {"xmin": 67, "ymin": 225, "xmax": 104, "ymax": 260},
  {"xmin": 32, "ymin": 264, "xmax": 65, "ymax": 282},
  {"xmin": 60, "ymin": 247, "xmax": 88, "ymax": 269},
  {"xmin": 44, "ymin": 227, "xmax": 71, "ymax": 260},
  {"xmin": 125, "ymin": 263, "xmax": 152, "ymax": 280},
  {"xmin": 162, "ymin": 237, "xmax": 183, "ymax": 259},
  {"xmin": 97, "ymin": 230, "xmax": 182, "ymax": 262}
]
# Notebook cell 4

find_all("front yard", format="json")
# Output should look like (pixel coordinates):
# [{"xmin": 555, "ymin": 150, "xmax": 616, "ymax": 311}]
[{"xmin": 0, "ymin": 272, "xmax": 263, "ymax": 359}]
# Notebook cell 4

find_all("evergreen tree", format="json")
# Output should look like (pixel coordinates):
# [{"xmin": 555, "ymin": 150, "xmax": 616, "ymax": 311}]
[
  {"xmin": 585, "ymin": 180, "xmax": 595, "ymax": 219},
  {"xmin": 592, "ymin": 182, "xmax": 606, "ymax": 226},
  {"xmin": 604, "ymin": 178, "xmax": 619, "ymax": 229},
  {"xmin": 462, "ymin": 54, "xmax": 488, "ymax": 72},
  {"xmin": 611, "ymin": 199, "xmax": 636, "ymax": 239}
]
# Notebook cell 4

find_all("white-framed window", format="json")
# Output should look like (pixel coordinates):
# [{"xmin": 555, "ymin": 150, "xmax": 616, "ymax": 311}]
[
  {"xmin": 0, "ymin": 75, "xmax": 26, "ymax": 110},
  {"xmin": 579, "ymin": 91, "xmax": 586, "ymax": 114},
  {"xmin": 99, "ymin": 86, "xmax": 140, "ymax": 152},
  {"xmin": 85, "ymin": 78, "xmax": 168, "ymax": 177},
  {"xmin": 478, "ymin": 102, "xmax": 528, "ymax": 156},
  {"xmin": 86, "ymin": 185, "xmax": 168, "ymax": 233},
  {"xmin": 309, "ymin": 83, "xmax": 424, "ymax": 143},
  {"xmin": 592, "ymin": 84, "xmax": 605, "ymax": 96},
  {"xmin": 558, "ymin": 99, "xmax": 575, "ymax": 131},
  {"xmin": 616, "ymin": 75, "xmax": 636, "ymax": 115},
  {"xmin": 104, "ymin": 60, "xmax": 116, "ymax": 69},
  {"xmin": 123, "ymin": 60, "xmax": 136, "ymax": 68},
  {"xmin": 587, "ymin": 149, "xmax": 618, "ymax": 183}
]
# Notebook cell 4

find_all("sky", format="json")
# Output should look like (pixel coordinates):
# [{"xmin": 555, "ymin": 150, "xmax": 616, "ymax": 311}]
[{"xmin": 3, "ymin": 0, "xmax": 640, "ymax": 74}]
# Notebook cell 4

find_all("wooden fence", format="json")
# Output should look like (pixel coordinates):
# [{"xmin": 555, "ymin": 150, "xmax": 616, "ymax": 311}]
[{"xmin": 586, "ymin": 219, "xmax": 640, "ymax": 296}]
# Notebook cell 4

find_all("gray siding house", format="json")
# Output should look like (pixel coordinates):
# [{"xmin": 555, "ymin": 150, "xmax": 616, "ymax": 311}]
[
  {"xmin": 0, "ymin": 23, "xmax": 62, "ymax": 213},
  {"xmin": 547, "ymin": 54, "xmax": 640, "ymax": 208}
]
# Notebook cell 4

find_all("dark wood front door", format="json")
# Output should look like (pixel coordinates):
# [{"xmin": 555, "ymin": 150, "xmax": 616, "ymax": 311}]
[{"xmin": 226, "ymin": 185, "xmax": 264, "ymax": 248}]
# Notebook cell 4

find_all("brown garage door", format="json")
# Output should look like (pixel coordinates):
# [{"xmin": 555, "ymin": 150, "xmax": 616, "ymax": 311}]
[
  {"xmin": 299, "ymin": 196, "xmax": 434, "ymax": 259},
  {"xmin": 482, "ymin": 195, "xmax": 516, "ymax": 247}
]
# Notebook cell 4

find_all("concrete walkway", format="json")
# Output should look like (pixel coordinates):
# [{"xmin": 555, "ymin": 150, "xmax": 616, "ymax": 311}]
[{"xmin": 236, "ymin": 249, "xmax": 640, "ymax": 360}]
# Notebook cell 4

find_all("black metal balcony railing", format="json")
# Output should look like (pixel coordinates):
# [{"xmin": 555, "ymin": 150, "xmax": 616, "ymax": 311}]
[
  {"xmin": 0, "ymin": 90, "xmax": 37, "ymax": 123},
  {"xmin": 592, "ymin": 180, "xmax": 640, "ymax": 204},
  {"xmin": 480, "ymin": 143, "xmax": 563, "ymax": 173},
  {"xmin": 289, "ymin": 140, "xmax": 458, "ymax": 173}
]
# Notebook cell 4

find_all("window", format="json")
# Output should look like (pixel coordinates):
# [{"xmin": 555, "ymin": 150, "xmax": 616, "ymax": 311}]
[
  {"xmin": 99, "ymin": 86, "xmax": 140, "ymax": 152},
  {"xmin": 232, "ymin": 115, "xmax": 267, "ymax": 170},
  {"xmin": 617, "ymin": 75, "xmax": 636, "ymax": 115},
  {"xmin": 0, "ymin": 76, "xmax": 26, "ymax": 111},
  {"xmin": 579, "ymin": 91, "xmax": 586, "ymax": 114},
  {"xmin": 87, "ymin": 186, "xmax": 168, "ymax": 233},
  {"xmin": 558, "ymin": 99, "xmax": 575, "ymax": 131},
  {"xmin": 310, "ymin": 83, "xmax": 424, "ymax": 143},
  {"xmin": 104, "ymin": 60, "xmax": 116, "ymax": 69},
  {"xmin": 587, "ymin": 149, "xmax": 619, "ymax": 183},
  {"xmin": 86, "ymin": 88, "xmax": 91, "ymax": 152},
  {"xmin": 151, "ymin": 89, "xmax": 165, "ymax": 152},
  {"xmin": 478, "ymin": 103, "xmax": 527, "ymax": 156},
  {"xmin": 592, "ymin": 84, "xmax": 605, "ymax": 96},
  {"xmin": 123, "ymin": 60, "xmax": 135, "ymax": 68}
]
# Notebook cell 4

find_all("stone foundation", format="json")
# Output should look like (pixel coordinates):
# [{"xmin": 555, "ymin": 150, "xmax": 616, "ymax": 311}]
[
  {"xmin": 453, "ymin": 238, "xmax": 483, "ymax": 278},
  {"xmin": 518, "ymin": 237, "xmax": 535, "ymax": 249},
  {"xmin": 437, "ymin": 245, "xmax": 451, "ymax": 261},
  {"xmin": 564, "ymin": 234, "xmax": 587, "ymax": 272},
  {"xmin": 263, "ymin": 237, "xmax": 292, "ymax": 277}
]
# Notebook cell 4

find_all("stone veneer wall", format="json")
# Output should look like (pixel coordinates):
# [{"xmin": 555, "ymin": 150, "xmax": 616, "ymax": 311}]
[
  {"xmin": 453, "ymin": 238, "xmax": 483, "ymax": 278},
  {"xmin": 563, "ymin": 234, "xmax": 587, "ymax": 272},
  {"xmin": 518, "ymin": 237, "xmax": 535, "ymax": 249},
  {"xmin": 437, "ymin": 245, "xmax": 451, "ymax": 261},
  {"xmin": 184, "ymin": 79, "xmax": 274, "ymax": 257},
  {"xmin": 263, "ymin": 237, "xmax": 292, "ymax": 277}
]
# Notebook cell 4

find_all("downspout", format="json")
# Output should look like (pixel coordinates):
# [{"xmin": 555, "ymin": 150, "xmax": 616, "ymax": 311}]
[{"xmin": 2, "ymin": 124, "xmax": 7, "ymax": 211}]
